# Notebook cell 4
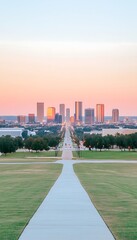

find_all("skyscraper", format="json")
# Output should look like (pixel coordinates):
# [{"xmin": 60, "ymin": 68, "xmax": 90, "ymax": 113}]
[
  {"xmin": 17, "ymin": 115, "xmax": 26, "ymax": 124},
  {"xmin": 28, "ymin": 114, "xmax": 35, "ymax": 123},
  {"xmin": 37, "ymin": 102, "xmax": 44, "ymax": 123},
  {"xmin": 47, "ymin": 107, "xmax": 56, "ymax": 123},
  {"xmin": 59, "ymin": 104, "xmax": 65, "ymax": 123},
  {"xmin": 96, "ymin": 104, "xmax": 104, "ymax": 123},
  {"xmin": 112, "ymin": 109, "xmax": 119, "ymax": 123},
  {"xmin": 75, "ymin": 101, "xmax": 83, "ymax": 123},
  {"xmin": 66, "ymin": 108, "xmax": 70, "ymax": 123},
  {"xmin": 85, "ymin": 108, "xmax": 94, "ymax": 125},
  {"xmin": 55, "ymin": 113, "xmax": 62, "ymax": 124}
]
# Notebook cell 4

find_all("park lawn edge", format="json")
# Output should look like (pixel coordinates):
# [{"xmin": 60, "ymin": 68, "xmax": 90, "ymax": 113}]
[
  {"xmin": 0, "ymin": 163, "xmax": 63, "ymax": 240},
  {"xmin": 74, "ymin": 163, "xmax": 137, "ymax": 240},
  {"xmin": 73, "ymin": 150, "xmax": 137, "ymax": 160}
]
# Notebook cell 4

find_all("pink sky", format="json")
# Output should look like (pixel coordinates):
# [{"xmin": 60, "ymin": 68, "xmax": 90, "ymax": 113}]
[{"xmin": 0, "ymin": 42, "xmax": 137, "ymax": 116}]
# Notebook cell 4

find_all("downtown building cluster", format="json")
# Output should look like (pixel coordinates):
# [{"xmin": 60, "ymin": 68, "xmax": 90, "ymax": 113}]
[{"xmin": 16, "ymin": 102, "xmax": 119, "ymax": 125}]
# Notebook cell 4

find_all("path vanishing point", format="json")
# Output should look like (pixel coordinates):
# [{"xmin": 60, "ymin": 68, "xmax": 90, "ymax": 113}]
[{"xmin": 19, "ymin": 126, "xmax": 115, "ymax": 240}]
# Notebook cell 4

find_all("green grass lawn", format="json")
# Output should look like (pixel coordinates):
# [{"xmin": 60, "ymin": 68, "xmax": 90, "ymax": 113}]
[
  {"xmin": 73, "ymin": 150, "xmax": 137, "ymax": 160},
  {"xmin": 0, "ymin": 158, "xmax": 57, "ymax": 163},
  {"xmin": 0, "ymin": 150, "xmax": 62, "ymax": 159},
  {"xmin": 74, "ymin": 163, "xmax": 137, "ymax": 240},
  {"xmin": 0, "ymin": 164, "xmax": 62, "ymax": 240}
]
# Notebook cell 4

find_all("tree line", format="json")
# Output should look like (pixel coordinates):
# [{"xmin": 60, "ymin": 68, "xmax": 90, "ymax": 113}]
[
  {"xmin": 0, "ymin": 135, "xmax": 61, "ymax": 155},
  {"xmin": 83, "ymin": 133, "xmax": 137, "ymax": 151}
]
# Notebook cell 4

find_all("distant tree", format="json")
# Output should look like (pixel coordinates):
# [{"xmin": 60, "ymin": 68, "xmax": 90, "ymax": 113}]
[
  {"xmin": 15, "ymin": 136, "xmax": 24, "ymax": 149},
  {"xmin": 103, "ymin": 136, "xmax": 110, "ymax": 149},
  {"xmin": 37, "ymin": 130, "xmax": 45, "ymax": 137},
  {"xmin": 107, "ymin": 135, "xmax": 116, "ymax": 149},
  {"xmin": 132, "ymin": 133, "xmax": 137, "ymax": 150},
  {"xmin": 95, "ymin": 135, "xmax": 103, "ymax": 151},
  {"xmin": 0, "ymin": 136, "xmax": 17, "ymax": 155},
  {"xmin": 83, "ymin": 135, "xmax": 90, "ymax": 148},
  {"xmin": 24, "ymin": 134, "xmax": 62, "ymax": 151},
  {"xmin": 22, "ymin": 130, "xmax": 28, "ymax": 139},
  {"xmin": 24, "ymin": 137, "xmax": 34, "ymax": 151},
  {"xmin": 115, "ymin": 134, "xmax": 128, "ymax": 151},
  {"xmin": 31, "ymin": 138, "xmax": 44, "ymax": 152},
  {"xmin": 43, "ymin": 138, "xmax": 49, "ymax": 151},
  {"xmin": 74, "ymin": 136, "xmax": 80, "ymax": 147},
  {"xmin": 74, "ymin": 128, "xmax": 84, "ymax": 141},
  {"xmin": 127, "ymin": 133, "xmax": 137, "ymax": 151},
  {"xmin": 48, "ymin": 137, "xmax": 59, "ymax": 148},
  {"xmin": 84, "ymin": 134, "xmax": 96, "ymax": 149}
]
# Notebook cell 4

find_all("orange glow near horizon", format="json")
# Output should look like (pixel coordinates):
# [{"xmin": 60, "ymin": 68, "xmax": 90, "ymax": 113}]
[
  {"xmin": 47, "ymin": 107, "xmax": 56, "ymax": 122},
  {"xmin": 96, "ymin": 104, "xmax": 104, "ymax": 123},
  {"xmin": 0, "ymin": 42, "xmax": 137, "ymax": 116}
]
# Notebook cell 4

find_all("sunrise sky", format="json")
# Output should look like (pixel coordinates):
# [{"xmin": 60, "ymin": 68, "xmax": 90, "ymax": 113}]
[{"xmin": 0, "ymin": 0, "xmax": 137, "ymax": 116}]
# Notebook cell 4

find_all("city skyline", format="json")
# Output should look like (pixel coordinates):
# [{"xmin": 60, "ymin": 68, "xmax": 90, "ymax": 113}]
[
  {"xmin": 0, "ymin": 100, "xmax": 137, "ymax": 118},
  {"xmin": 0, "ymin": 1, "xmax": 137, "ymax": 115},
  {"xmin": 0, "ymin": 100, "xmax": 136, "ymax": 117},
  {"xmin": 2, "ymin": 100, "xmax": 137, "ymax": 125}
]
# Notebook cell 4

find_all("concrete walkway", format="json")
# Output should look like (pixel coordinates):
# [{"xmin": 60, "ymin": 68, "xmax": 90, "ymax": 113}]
[{"xmin": 19, "ymin": 127, "xmax": 115, "ymax": 240}]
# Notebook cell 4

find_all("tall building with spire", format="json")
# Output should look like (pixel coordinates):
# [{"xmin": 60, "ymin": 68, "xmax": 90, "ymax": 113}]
[
  {"xmin": 96, "ymin": 104, "xmax": 104, "ymax": 123},
  {"xmin": 37, "ymin": 102, "xmax": 44, "ymax": 123}
]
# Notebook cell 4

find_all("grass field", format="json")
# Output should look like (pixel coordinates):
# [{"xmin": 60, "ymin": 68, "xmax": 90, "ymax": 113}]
[
  {"xmin": 0, "ymin": 164, "xmax": 62, "ymax": 240},
  {"xmin": 74, "ymin": 163, "xmax": 137, "ymax": 240},
  {"xmin": 0, "ymin": 151, "xmax": 62, "ymax": 159},
  {"xmin": 73, "ymin": 150, "xmax": 137, "ymax": 160},
  {"xmin": 0, "ymin": 158, "xmax": 57, "ymax": 163}
]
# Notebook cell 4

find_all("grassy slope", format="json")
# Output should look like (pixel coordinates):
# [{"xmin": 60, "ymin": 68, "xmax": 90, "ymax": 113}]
[
  {"xmin": 74, "ymin": 163, "xmax": 137, "ymax": 240},
  {"xmin": 0, "ymin": 164, "xmax": 62, "ymax": 240},
  {"xmin": 73, "ymin": 150, "xmax": 137, "ymax": 160}
]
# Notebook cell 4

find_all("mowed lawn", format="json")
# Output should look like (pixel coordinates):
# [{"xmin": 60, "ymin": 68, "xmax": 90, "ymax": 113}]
[
  {"xmin": 73, "ymin": 150, "xmax": 137, "ymax": 160},
  {"xmin": 0, "ymin": 164, "xmax": 62, "ymax": 240},
  {"xmin": 0, "ymin": 151, "xmax": 62, "ymax": 162},
  {"xmin": 74, "ymin": 163, "xmax": 137, "ymax": 240}
]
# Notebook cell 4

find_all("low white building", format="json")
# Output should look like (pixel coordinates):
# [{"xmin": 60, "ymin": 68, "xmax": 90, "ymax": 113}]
[
  {"xmin": 28, "ymin": 130, "xmax": 36, "ymax": 136},
  {"xmin": 0, "ymin": 128, "xmax": 24, "ymax": 138},
  {"xmin": 102, "ymin": 128, "xmax": 137, "ymax": 136}
]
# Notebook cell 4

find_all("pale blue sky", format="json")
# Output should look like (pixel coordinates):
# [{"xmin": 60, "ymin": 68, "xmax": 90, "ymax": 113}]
[
  {"xmin": 0, "ymin": 0, "xmax": 137, "ymax": 42},
  {"xmin": 0, "ymin": 1, "xmax": 137, "ymax": 115}
]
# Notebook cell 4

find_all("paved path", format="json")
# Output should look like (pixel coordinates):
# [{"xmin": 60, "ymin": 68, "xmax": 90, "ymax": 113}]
[
  {"xmin": 0, "ymin": 160, "xmax": 137, "ymax": 165},
  {"xmin": 19, "ymin": 126, "xmax": 115, "ymax": 240}
]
